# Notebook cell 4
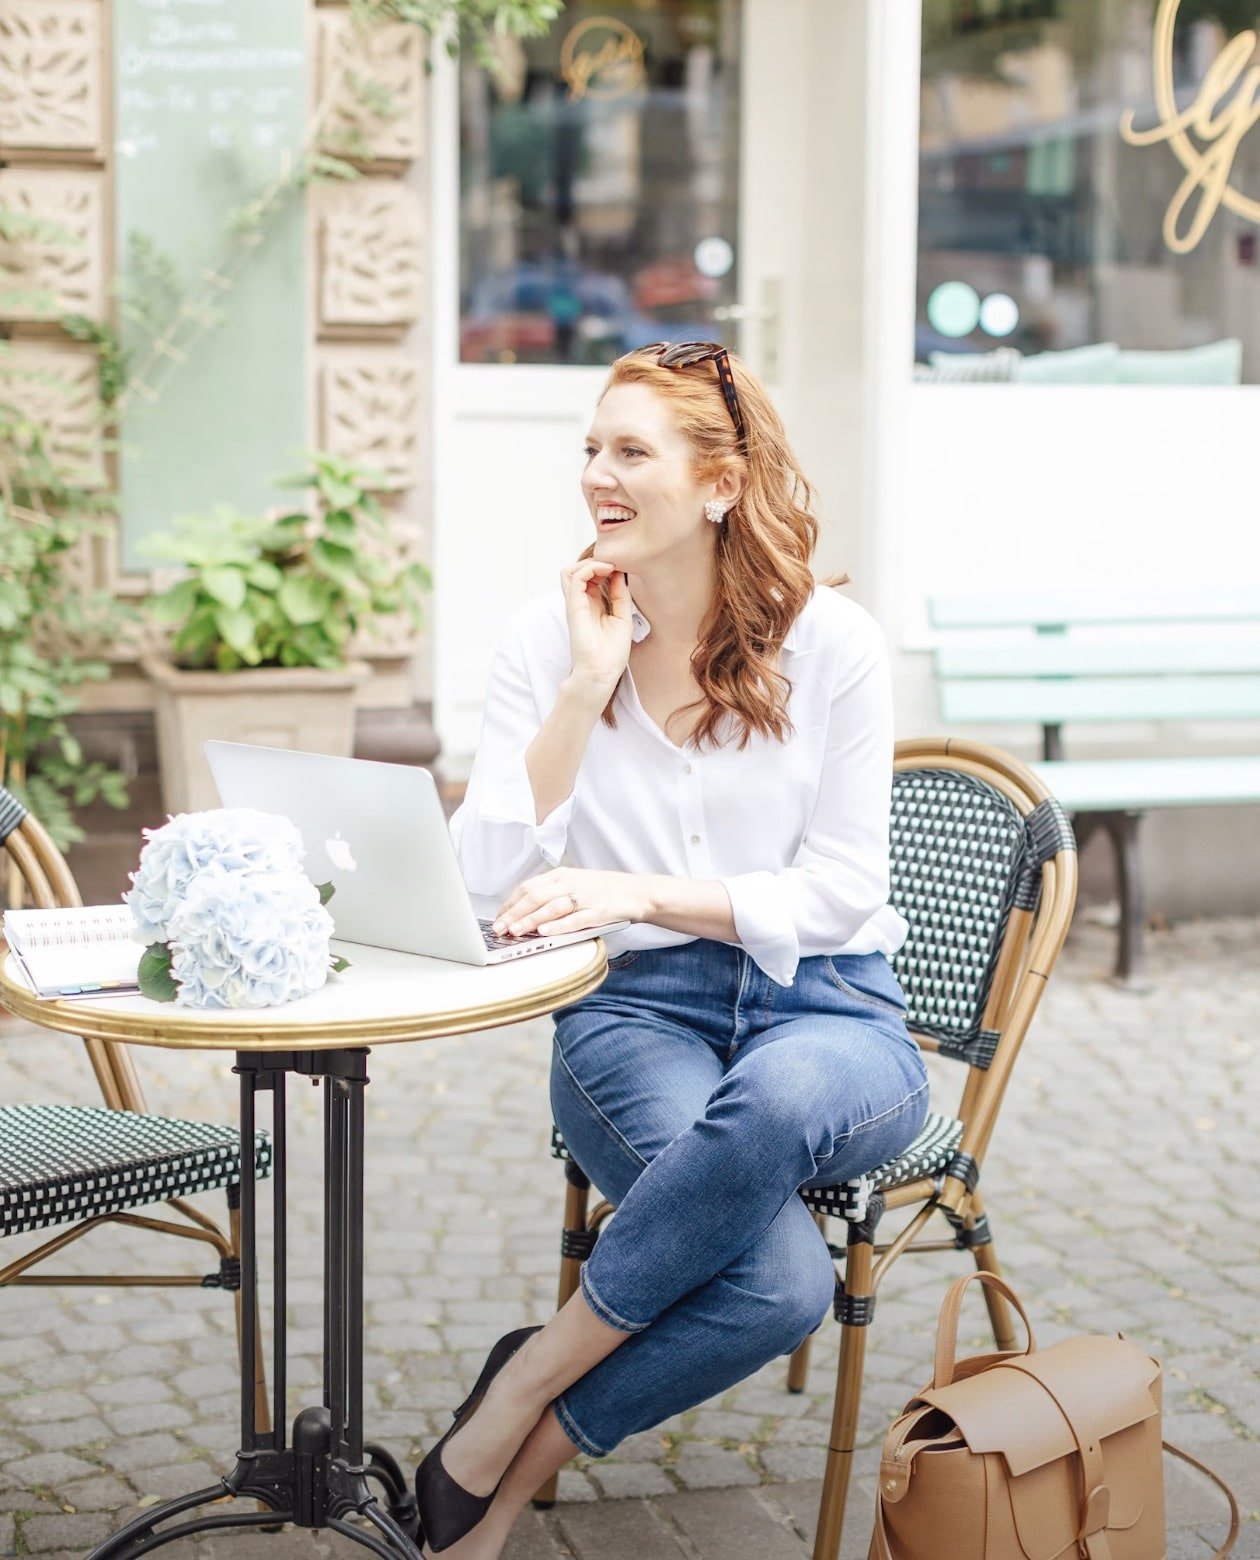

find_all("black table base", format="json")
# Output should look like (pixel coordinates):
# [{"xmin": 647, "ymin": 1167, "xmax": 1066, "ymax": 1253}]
[{"xmin": 88, "ymin": 1048, "xmax": 424, "ymax": 1560}]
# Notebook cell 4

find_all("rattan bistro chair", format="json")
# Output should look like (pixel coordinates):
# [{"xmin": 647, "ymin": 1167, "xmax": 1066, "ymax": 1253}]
[
  {"xmin": 0, "ymin": 788, "xmax": 271, "ymax": 1429},
  {"xmin": 538, "ymin": 738, "xmax": 1078, "ymax": 1559}
]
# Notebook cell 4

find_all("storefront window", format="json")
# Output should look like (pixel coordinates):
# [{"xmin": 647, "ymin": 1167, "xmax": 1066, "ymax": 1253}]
[
  {"xmin": 916, "ymin": 1, "xmax": 1260, "ymax": 383},
  {"xmin": 459, "ymin": 2, "xmax": 741, "ymax": 365}
]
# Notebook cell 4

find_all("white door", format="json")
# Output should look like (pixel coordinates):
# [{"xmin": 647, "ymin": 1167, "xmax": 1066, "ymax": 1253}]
[{"xmin": 430, "ymin": 0, "xmax": 868, "ymax": 763}]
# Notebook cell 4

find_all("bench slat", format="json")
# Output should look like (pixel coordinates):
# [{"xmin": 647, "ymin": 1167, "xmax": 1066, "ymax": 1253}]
[
  {"xmin": 929, "ymin": 590, "xmax": 1260, "ymax": 629},
  {"xmin": 1032, "ymin": 755, "xmax": 1260, "ymax": 812},
  {"xmin": 940, "ymin": 676, "xmax": 1260, "ymax": 724},
  {"xmin": 936, "ymin": 636, "xmax": 1260, "ymax": 678}
]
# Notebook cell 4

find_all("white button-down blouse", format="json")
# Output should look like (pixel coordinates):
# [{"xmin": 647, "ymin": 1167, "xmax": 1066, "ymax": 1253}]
[{"xmin": 448, "ymin": 584, "xmax": 909, "ymax": 987}]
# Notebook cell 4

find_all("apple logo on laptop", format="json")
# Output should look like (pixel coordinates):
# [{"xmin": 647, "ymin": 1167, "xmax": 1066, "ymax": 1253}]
[{"xmin": 325, "ymin": 831, "xmax": 357, "ymax": 872}]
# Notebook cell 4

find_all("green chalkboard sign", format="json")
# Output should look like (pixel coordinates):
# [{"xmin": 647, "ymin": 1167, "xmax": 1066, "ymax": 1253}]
[{"xmin": 113, "ymin": 0, "xmax": 307, "ymax": 572}]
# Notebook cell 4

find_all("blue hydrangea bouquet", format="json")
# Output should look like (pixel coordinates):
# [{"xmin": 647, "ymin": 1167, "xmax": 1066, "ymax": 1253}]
[{"xmin": 125, "ymin": 810, "xmax": 347, "ymax": 1008}]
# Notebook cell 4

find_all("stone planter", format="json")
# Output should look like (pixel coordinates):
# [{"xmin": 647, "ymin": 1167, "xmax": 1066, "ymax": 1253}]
[{"xmin": 141, "ymin": 655, "xmax": 372, "ymax": 815}]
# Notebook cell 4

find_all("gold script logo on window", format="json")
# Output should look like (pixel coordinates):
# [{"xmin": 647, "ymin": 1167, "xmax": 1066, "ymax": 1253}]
[
  {"xmin": 560, "ymin": 17, "xmax": 646, "ymax": 103},
  {"xmin": 1120, "ymin": 0, "xmax": 1260, "ymax": 254}
]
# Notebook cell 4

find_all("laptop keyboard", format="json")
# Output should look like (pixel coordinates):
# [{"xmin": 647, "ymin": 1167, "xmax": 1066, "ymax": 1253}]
[{"xmin": 478, "ymin": 917, "xmax": 542, "ymax": 950}]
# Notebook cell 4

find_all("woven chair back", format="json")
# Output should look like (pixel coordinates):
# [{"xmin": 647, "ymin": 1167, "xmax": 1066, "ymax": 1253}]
[
  {"xmin": 1, "ymin": 786, "xmax": 148, "ymax": 1112},
  {"xmin": 889, "ymin": 767, "xmax": 1026, "ymax": 1068}
]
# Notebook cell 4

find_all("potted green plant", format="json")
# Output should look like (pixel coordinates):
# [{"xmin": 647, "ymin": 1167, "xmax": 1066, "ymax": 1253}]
[{"xmin": 141, "ymin": 449, "xmax": 430, "ymax": 814}]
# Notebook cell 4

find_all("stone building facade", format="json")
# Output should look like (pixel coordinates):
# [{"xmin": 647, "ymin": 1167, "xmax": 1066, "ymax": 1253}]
[{"xmin": 0, "ymin": 0, "xmax": 441, "ymax": 898}]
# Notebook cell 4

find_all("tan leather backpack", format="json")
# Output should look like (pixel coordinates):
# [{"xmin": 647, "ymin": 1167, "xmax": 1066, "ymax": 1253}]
[{"xmin": 871, "ymin": 1272, "xmax": 1239, "ymax": 1560}]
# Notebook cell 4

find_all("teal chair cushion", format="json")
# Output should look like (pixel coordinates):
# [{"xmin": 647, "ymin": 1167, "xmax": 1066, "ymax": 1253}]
[
  {"xmin": 1014, "ymin": 342, "xmax": 1120, "ymax": 384},
  {"xmin": 1115, "ymin": 338, "xmax": 1243, "ymax": 385}
]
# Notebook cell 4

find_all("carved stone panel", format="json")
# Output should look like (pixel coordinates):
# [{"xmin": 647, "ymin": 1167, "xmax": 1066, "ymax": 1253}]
[
  {"xmin": 317, "ymin": 346, "xmax": 421, "ymax": 490},
  {"xmin": 315, "ymin": 9, "xmax": 425, "ymax": 164},
  {"xmin": 0, "ymin": 167, "xmax": 106, "ymax": 321},
  {"xmin": 0, "ymin": 340, "xmax": 107, "ymax": 488},
  {"xmin": 0, "ymin": 1, "xmax": 104, "ymax": 155},
  {"xmin": 315, "ymin": 178, "xmax": 423, "ymax": 333}
]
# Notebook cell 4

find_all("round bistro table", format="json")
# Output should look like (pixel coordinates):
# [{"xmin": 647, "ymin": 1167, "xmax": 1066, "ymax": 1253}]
[{"xmin": 0, "ymin": 938, "xmax": 608, "ymax": 1560}]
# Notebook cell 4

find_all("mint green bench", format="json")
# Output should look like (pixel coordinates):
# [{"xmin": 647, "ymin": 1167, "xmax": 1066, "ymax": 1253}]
[{"xmin": 928, "ymin": 590, "xmax": 1260, "ymax": 982}]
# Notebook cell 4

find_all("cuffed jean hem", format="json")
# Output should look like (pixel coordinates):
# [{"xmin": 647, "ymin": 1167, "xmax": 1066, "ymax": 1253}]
[
  {"xmin": 553, "ymin": 1393, "xmax": 610, "ymax": 1460},
  {"xmin": 580, "ymin": 1263, "xmax": 650, "ymax": 1335}
]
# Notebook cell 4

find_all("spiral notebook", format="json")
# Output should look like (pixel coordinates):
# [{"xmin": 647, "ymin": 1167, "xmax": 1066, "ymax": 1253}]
[{"xmin": 3, "ymin": 905, "xmax": 145, "ymax": 1000}]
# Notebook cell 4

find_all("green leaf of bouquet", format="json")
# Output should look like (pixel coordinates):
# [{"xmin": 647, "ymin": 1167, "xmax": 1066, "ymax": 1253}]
[
  {"xmin": 330, "ymin": 955, "xmax": 351, "ymax": 973},
  {"xmin": 316, "ymin": 880, "xmax": 335, "ymax": 905},
  {"xmin": 138, "ymin": 943, "xmax": 178, "ymax": 1003}
]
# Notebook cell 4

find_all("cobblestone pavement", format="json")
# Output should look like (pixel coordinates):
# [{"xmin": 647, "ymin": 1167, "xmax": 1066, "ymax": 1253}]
[{"xmin": 1, "ymin": 915, "xmax": 1257, "ymax": 1559}]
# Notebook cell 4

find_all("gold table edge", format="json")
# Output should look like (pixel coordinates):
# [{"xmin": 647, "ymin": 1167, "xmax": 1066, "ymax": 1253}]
[{"xmin": 0, "ymin": 942, "xmax": 609, "ymax": 1050}]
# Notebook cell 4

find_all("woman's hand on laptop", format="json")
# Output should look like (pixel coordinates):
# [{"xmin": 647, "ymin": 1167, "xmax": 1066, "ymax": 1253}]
[
  {"xmin": 492, "ymin": 868, "xmax": 651, "ymax": 938},
  {"xmin": 497, "ymin": 869, "xmax": 739, "ymax": 945}
]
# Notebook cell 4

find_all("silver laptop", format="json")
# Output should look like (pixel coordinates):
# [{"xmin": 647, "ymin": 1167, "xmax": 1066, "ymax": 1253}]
[{"xmin": 204, "ymin": 741, "xmax": 630, "ymax": 965}]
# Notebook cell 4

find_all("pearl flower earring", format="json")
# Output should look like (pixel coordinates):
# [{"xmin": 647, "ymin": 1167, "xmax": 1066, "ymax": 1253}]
[{"xmin": 704, "ymin": 499, "xmax": 728, "ymax": 524}]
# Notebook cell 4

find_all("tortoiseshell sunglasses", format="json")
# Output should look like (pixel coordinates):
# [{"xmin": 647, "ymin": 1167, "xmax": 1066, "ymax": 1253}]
[{"xmin": 633, "ymin": 340, "xmax": 748, "ymax": 451}]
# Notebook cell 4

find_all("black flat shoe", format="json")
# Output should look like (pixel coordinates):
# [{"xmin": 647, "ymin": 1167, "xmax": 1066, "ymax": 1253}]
[{"xmin": 414, "ymin": 1324, "xmax": 542, "ymax": 1554}]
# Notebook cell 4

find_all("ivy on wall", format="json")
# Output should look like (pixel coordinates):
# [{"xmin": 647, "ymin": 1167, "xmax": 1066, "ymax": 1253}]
[{"xmin": 0, "ymin": 310, "xmax": 133, "ymax": 858}]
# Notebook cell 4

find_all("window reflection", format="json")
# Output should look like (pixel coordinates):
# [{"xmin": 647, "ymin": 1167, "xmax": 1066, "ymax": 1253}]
[
  {"xmin": 459, "ymin": 2, "xmax": 741, "ymax": 366},
  {"xmin": 917, "ymin": 0, "xmax": 1260, "ymax": 384}
]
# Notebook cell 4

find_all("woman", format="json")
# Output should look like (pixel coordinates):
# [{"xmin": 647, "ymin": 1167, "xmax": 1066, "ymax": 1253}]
[{"xmin": 416, "ymin": 342, "xmax": 928, "ymax": 1558}]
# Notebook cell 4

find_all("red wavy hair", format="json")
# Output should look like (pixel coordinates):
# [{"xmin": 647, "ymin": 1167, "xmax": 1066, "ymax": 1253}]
[{"xmin": 579, "ymin": 347, "xmax": 847, "ymax": 751}]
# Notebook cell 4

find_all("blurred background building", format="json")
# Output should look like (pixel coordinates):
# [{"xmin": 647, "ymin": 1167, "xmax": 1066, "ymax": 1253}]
[{"xmin": 3, "ymin": 0, "xmax": 1257, "ymax": 916}]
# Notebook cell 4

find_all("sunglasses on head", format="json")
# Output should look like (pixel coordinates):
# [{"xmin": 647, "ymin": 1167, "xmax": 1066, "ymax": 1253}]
[{"xmin": 632, "ymin": 340, "xmax": 747, "ymax": 451}]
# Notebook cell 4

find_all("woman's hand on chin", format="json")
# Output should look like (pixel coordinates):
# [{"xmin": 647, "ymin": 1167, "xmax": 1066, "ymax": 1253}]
[
  {"xmin": 492, "ymin": 869, "xmax": 655, "ymax": 937},
  {"xmin": 561, "ymin": 560, "xmax": 633, "ymax": 694}
]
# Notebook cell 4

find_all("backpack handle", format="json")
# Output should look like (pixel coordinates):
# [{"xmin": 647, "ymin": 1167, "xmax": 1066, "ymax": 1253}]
[
  {"xmin": 1163, "ymin": 1441, "xmax": 1240, "ymax": 1558},
  {"xmin": 933, "ymin": 1271, "xmax": 1036, "ymax": 1389}
]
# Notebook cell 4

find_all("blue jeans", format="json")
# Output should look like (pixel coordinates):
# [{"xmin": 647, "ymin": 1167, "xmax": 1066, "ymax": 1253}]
[{"xmin": 547, "ymin": 939, "xmax": 929, "ymax": 1458}]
